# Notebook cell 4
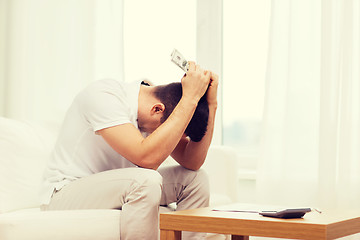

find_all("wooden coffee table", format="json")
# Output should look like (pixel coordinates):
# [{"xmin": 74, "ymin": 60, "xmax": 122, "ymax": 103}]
[{"xmin": 160, "ymin": 207, "xmax": 360, "ymax": 240}]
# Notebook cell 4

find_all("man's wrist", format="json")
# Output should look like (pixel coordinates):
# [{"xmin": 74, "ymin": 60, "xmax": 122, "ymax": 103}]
[{"xmin": 180, "ymin": 96, "xmax": 199, "ymax": 108}]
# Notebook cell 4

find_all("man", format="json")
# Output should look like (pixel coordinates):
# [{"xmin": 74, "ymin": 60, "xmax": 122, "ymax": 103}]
[{"xmin": 40, "ymin": 61, "xmax": 218, "ymax": 239}]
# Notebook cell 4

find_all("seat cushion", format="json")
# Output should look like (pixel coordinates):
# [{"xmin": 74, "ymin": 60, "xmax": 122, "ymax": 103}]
[{"xmin": 0, "ymin": 208, "xmax": 120, "ymax": 240}]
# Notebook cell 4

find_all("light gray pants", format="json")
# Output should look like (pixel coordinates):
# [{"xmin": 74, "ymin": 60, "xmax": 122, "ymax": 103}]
[{"xmin": 42, "ymin": 166, "xmax": 210, "ymax": 240}]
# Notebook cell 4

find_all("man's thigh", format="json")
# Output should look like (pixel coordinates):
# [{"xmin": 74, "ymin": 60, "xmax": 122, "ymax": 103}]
[{"xmin": 44, "ymin": 167, "xmax": 162, "ymax": 210}]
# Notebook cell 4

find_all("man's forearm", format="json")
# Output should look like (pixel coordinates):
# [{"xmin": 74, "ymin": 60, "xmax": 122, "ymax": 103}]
[
  {"xmin": 172, "ymin": 103, "xmax": 217, "ymax": 170},
  {"xmin": 139, "ymin": 97, "xmax": 199, "ymax": 169}
]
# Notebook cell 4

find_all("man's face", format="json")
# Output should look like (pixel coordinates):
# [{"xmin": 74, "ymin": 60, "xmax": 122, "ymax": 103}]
[{"xmin": 137, "ymin": 111, "xmax": 163, "ymax": 134}]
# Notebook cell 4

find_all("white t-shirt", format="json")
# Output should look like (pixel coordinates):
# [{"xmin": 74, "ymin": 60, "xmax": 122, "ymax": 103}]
[{"xmin": 40, "ymin": 79, "xmax": 141, "ymax": 205}]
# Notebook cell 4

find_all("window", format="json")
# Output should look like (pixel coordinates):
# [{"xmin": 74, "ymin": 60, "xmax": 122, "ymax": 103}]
[
  {"xmin": 123, "ymin": 0, "xmax": 196, "ymax": 85},
  {"xmin": 124, "ymin": 0, "xmax": 271, "ymax": 168},
  {"xmin": 222, "ymin": 0, "xmax": 271, "ymax": 167}
]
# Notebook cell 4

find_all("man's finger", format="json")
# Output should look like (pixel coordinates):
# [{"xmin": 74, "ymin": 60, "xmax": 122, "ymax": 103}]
[
  {"xmin": 204, "ymin": 70, "xmax": 210, "ymax": 77},
  {"xmin": 188, "ymin": 61, "xmax": 196, "ymax": 71},
  {"xmin": 195, "ymin": 64, "xmax": 201, "ymax": 71}
]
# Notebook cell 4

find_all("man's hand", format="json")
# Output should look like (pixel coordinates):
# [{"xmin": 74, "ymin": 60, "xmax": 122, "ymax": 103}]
[{"xmin": 181, "ymin": 61, "xmax": 211, "ymax": 104}]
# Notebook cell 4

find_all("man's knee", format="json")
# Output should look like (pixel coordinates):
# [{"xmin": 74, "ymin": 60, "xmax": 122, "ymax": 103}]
[
  {"xmin": 159, "ymin": 165, "xmax": 210, "ymax": 194},
  {"xmin": 175, "ymin": 167, "xmax": 210, "ymax": 208},
  {"xmin": 192, "ymin": 168, "xmax": 210, "ymax": 197},
  {"xmin": 137, "ymin": 168, "xmax": 163, "ymax": 187},
  {"xmin": 130, "ymin": 168, "xmax": 163, "ymax": 204},
  {"xmin": 175, "ymin": 166, "xmax": 210, "ymax": 199},
  {"xmin": 194, "ymin": 168, "xmax": 209, "ymax": 183}
]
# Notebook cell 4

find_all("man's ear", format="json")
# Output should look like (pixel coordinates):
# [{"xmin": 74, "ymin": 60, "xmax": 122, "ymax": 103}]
[{"xmin": 151, "ymin": 103, "xmax": 165, "ymax": 115}]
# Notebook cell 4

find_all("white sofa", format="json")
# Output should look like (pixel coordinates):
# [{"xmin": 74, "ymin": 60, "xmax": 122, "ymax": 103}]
[{"xmin": 0, "ymin": 117, "xmax": 238, "ymax": 240}]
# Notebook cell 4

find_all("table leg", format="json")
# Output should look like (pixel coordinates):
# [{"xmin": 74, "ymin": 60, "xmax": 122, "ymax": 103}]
[
  {"xmin": 231, "ymin": 235, "xmax": 250, "ymax": 240},
  {"xmin": 160, "ymin": 230, "xmax": 181, "ymax": 240}
]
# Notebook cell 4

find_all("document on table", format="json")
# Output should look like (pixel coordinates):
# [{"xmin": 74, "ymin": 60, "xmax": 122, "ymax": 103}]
[{"xmin": 212, "ymin": 203, "xmax": 314, "ymax": 213}]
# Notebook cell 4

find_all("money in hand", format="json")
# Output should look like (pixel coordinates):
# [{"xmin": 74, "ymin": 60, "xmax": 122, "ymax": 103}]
[{"xmin": 170, "ymin": 49, "xmax": 189, "ymax": 72}]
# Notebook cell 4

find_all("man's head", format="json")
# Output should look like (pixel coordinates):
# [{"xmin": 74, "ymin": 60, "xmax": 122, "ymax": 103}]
[
  {"xmin": 152, "ymin": 82, "xmax": 209, "ymax": 142},
  {"xmin": 138, "ymin": 81, "xmax": 209, "ymax": 142}
]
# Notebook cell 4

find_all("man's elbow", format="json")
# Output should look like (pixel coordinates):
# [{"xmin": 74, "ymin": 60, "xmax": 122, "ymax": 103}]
[
  {"xmin": 187, "ymin": 166, "xmax": 201, "ymax": 171},
  {"xmin": 132, "ymin": 154, "xmax": 163, "ymax": 170},
  {"xmin": 182, "ymin": 161, "xmax": 204, "ymax": 171}
]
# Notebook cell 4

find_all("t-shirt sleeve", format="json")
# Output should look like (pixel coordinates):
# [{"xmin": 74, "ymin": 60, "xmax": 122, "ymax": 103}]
[{"xmin": 78, "ymin": 83, "xmax": 132, "ymax": 132}]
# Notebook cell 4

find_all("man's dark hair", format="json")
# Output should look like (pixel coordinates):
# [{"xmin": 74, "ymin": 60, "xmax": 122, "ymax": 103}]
[{"xmin": 153, "ymin": 82, "xmax": 209, "ymax": 142}]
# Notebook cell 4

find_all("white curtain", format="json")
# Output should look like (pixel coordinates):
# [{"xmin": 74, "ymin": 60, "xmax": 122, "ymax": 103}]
[
  {"xmin": 257, "ymin": 0, "xmax": 360, "ymax": 212},
  {"xmin": 0, "ymin": 0, "xmax": 124, "ymax": 124}
]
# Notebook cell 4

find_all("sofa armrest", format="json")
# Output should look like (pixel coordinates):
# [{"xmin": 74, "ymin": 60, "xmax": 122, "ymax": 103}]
[{"xmin": 202, "ymin": 145, "xmax": 238, "ymax": 203}]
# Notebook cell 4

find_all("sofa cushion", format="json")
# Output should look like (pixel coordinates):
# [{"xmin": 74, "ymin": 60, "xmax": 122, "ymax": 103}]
[
  {"xmin": 0, "ymin": 208, "xmax": 120, "ymax": 240},
  {"xmin": 0, "ymin": 117, "xmax": 57, "ymax": 213}
]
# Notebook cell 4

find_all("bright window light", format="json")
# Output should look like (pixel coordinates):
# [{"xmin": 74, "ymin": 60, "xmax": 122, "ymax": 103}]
[
  {"xmin": 123, "ymin": 0, "xmax": 196, "ymax": 85},
  {"xmin": 223, "ymin": 0, "xmax": 271, "ymax": 154}
]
